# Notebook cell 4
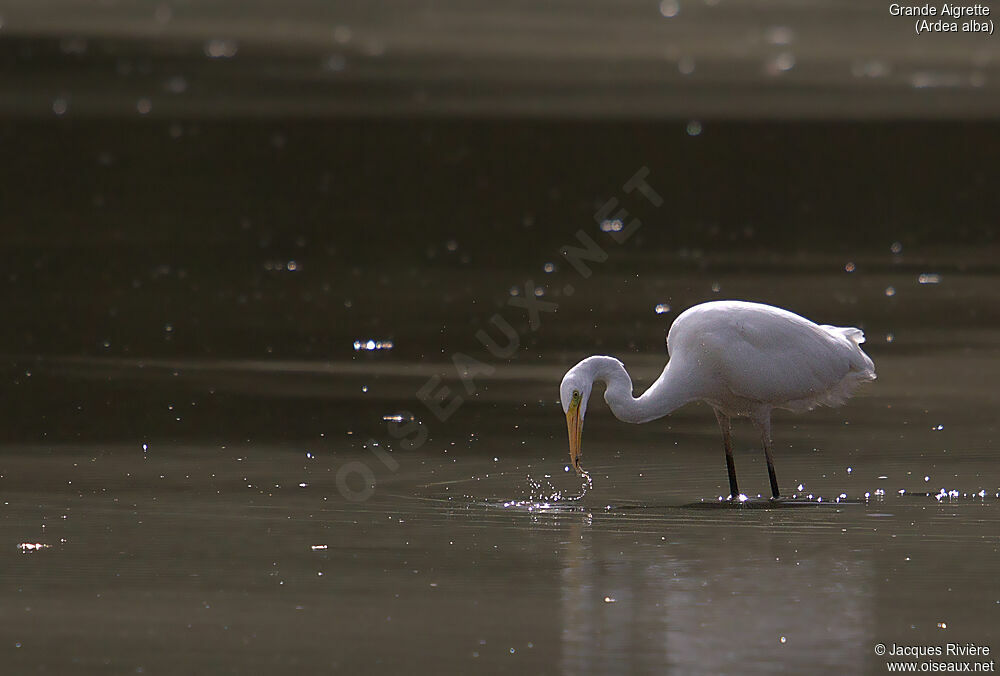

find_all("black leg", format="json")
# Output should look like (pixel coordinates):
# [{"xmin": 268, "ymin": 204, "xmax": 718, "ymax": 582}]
[
  {"xmin": 758, "ymin": 416, "xmax": 780, "ymax": 499},
  {"xmin": 726, "ymin": 447, "xmax": 740, "ymax": 499},
  {"xmin": 714, "ymin": 409, "xmax": 739, "ymax": 499}
]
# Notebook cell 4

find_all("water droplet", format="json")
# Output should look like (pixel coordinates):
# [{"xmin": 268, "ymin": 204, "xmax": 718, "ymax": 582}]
[
  {"xmin": 654, "ymin": 303, "xmax": 671, "ymax": 314},
  {"xmin": 204, "ymin": 39, "xmax": 238, "ymax": 59},
  {"xmin": 60, "ymin": 38, "xmax": 88, "ymax": 55},
  {"xmin": 333, "ymin": 25, "xmax": 353, "ymax": 44},
  {"xmin": 765, "ymin": 26, "xmax": 794, "ymax": 45},
  {"xmin": 324, "ymin": 54, "xmax": 347, "ymax": 72},
  {"xmin": 659, "ymin": 0, "xmax": 679, "ymax": 17},
  {"xmin": 686, "ymin": 120, "xmax": 702, "ymax": 136},
  {"xmin": 910, "ymin": 72, "xmax": 963, "ymax": 89},
  {"xmin": 164, "ymin": 76, "xmax": 187, "ymax": 94},
  {"xmin": 766, "ymin": 52, "xmax": 796, "ymax": 75},
  {"xmin": 884, "ymin": 286, "xmax": 896, "ymax": 297},
  {"xmin": 852, "ymin": 59, "xmax": 891, "ymax": 79},
  {"xmin": 17, "ymin": 543, "xmax": 52, "ymax": 552},
  {"xmin": 353, "ymin": 339, "xmax": 393, "ymax": 351}
]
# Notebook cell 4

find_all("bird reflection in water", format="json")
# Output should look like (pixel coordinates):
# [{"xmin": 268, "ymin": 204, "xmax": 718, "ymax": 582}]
[{"xmin": 558, "ymin": 516, "xmax": 873, "ymax": 673}]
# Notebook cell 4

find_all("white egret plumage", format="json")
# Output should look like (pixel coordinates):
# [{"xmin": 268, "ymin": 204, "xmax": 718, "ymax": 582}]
[{"xmin": 560, "ymin": 300, "xmax": 876, "ymax": 499}]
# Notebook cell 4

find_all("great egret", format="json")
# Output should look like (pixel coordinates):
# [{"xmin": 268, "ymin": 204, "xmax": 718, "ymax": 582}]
[{"xmin": 560, "ymin": 300, "xmax": 876, "ymax": 500}]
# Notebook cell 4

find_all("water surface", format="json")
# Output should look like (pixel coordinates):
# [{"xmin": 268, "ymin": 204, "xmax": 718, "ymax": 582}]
[{"xmin": 1, "ymin": 119, "xmax": 998, "ymax": 674}]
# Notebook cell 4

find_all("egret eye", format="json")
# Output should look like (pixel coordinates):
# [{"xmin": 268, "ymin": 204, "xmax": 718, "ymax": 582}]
[{"xmin": 572, "ymin": 390, "xmax": 580, "ymax": 400}]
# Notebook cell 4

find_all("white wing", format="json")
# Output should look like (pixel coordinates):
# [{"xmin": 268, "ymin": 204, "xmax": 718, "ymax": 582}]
[{"xmin": 668, "ymin": 301, "xmax": 875, "ymax": 411}]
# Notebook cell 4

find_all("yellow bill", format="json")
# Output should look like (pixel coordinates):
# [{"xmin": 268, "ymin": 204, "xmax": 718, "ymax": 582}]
[{"xmin": 566, "ymin": 391, "xmax": 585, "ymax": 475}]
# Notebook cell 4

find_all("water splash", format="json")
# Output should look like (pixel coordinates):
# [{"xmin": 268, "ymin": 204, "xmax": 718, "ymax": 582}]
[{"xmin": 500, "ymin": 472, "xmax": 592, "ymax": 510}]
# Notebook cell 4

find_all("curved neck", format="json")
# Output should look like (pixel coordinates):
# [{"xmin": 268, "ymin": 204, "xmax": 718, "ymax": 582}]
[{"xmin": 587, "ymin": 356, "xmax": 692, "ymax": 424}]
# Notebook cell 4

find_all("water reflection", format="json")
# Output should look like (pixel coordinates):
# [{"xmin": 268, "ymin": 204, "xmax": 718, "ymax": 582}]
[{"xmin": 559, "ymin": 515, "xmax": 873, "ymax": 674}]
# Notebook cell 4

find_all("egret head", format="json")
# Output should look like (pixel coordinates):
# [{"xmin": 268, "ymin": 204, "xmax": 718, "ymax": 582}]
[{"xmin": 560, "ymin": 364, "xmax": 593, "ymax": 475}]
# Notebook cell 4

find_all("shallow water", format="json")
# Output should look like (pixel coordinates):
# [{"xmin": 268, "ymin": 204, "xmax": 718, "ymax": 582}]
[
  {"xmin": 4, "ymin": 294, "xmax": 999, "ymax": 674},
  {"xmin": 2, "ymin": 119, "xmax": 999, "ymax": 673}
]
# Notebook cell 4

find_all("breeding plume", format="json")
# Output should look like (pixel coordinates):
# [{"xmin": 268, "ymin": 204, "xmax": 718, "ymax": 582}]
[{"xmin": 560, "ymin": 300, "xmax": 876, "ymax": 499}]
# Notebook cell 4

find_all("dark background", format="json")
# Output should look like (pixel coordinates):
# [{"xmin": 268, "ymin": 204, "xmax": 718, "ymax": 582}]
[{"xmin": 3, "ymin": 118, "xmax": 998, "ymax": 358}]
